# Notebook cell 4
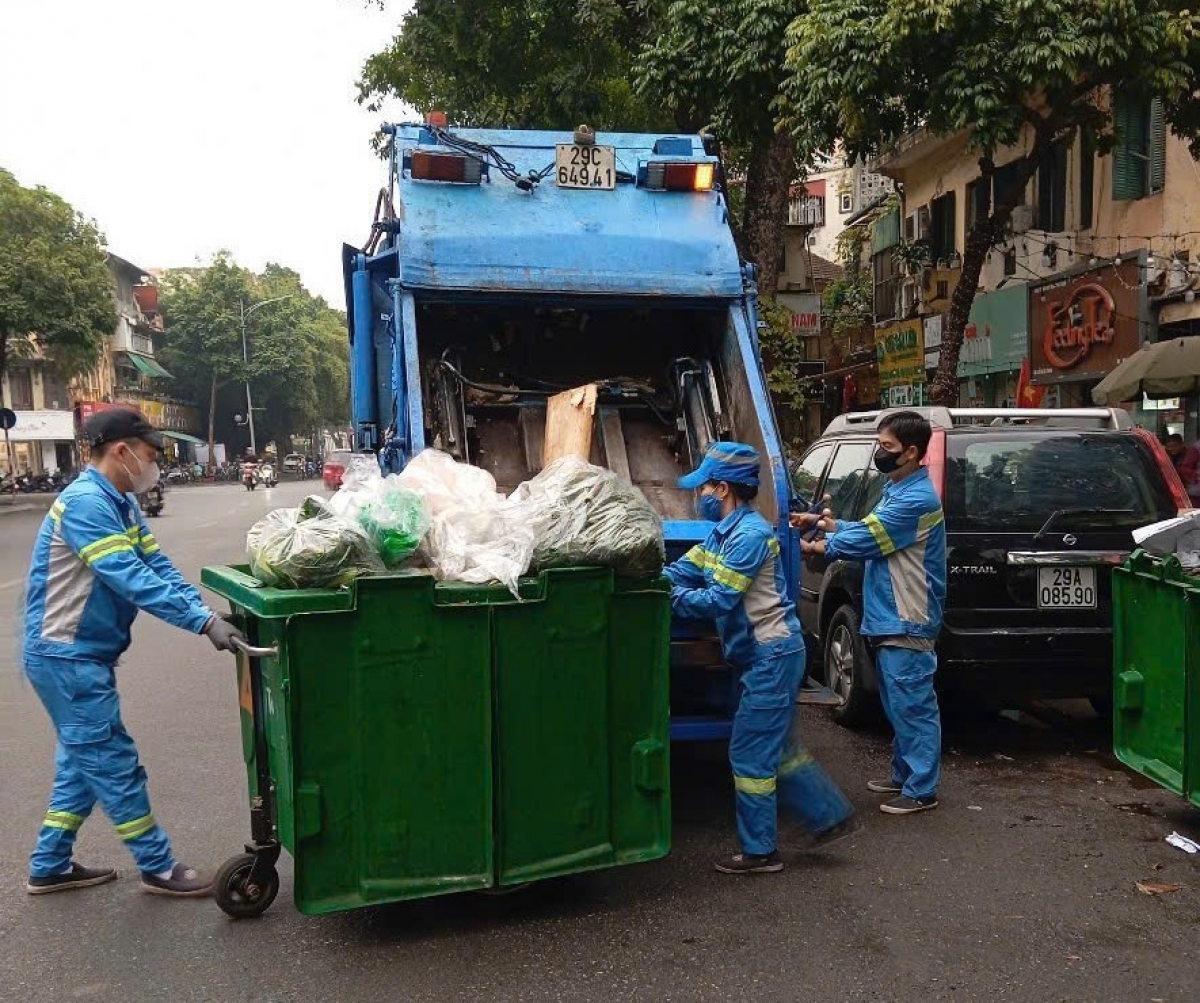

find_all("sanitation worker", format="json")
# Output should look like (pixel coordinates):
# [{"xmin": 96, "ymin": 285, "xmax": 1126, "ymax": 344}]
[
  {"xmin": 797, "ymin": 410, "xmax": 946, "ymax": 815},
  {"xmin": 665, "ymin": 442, "xmax": 856, "ymax": 874},
  {"xmin": 22, "ymin": 407, "xmax": 243, "ymax": 897}
]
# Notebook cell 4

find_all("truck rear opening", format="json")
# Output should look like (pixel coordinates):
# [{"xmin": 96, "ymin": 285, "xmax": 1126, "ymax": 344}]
[{"xmin": 345, "ymin": 123, "xmax": 798, "ymax": 740}]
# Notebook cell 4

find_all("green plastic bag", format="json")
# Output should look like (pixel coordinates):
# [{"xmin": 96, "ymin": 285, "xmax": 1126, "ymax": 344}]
[{"xmin": 358, "ymin": 480, "xmax": 430, "ymax": 567}]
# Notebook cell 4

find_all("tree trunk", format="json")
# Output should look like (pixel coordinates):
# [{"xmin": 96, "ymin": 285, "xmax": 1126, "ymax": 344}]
[
  {"xmin": 929, "ymin": 153, "xmax": 1042, "ymax": 406},
  {"xmin": 207, "ymin": 372, "xmax": 218, "ymax": 472},
  {"xmin": 741, "ymin": 128, "xmax": 796, "ymax": 302}
]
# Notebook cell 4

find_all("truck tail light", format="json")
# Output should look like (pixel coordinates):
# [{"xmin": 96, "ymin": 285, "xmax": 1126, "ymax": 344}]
[
  {"xmin": 644, "ymin": 161, "xmax": 715, "ymax": 192},
  {"xmin": 410, "ymin": 150, "xmax": 483, "ymax": 184}
]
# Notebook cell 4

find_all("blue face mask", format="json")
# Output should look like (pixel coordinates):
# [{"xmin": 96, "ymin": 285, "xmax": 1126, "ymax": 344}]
[{"xmin": 698, "ymin": 493, "xmax": 724, "ymax": 522}]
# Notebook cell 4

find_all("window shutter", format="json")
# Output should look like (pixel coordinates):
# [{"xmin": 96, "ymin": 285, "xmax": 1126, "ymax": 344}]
[
  {"xmin": 1079, "ymin": 128, "xmax": 1095, "ymax": 228},
  {"xmin": 872, "ymin": 207, "xmax": 901, "ymax": 254},
  {"xmin": 1112, "ymin": 92, "xmax": 1147, "ymax": 200},
  {"xmin": 1149, "ymin": 97, "xmax": 1166, "ymax": 194}
]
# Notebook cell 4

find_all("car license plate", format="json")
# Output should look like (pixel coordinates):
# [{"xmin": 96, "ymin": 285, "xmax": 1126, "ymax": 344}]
[
  {"xmin": 1037, "ymin": 566, "xmax": 1097, "ymax": 609},
  {"xmin": 555, "ymin": 144, "xmax": 616, "ymax": 190}
]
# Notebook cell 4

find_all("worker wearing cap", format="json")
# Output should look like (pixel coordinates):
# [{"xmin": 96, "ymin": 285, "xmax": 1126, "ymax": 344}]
[
  {"xmin": 21, "ymin": 408, "xmax": 244, "ymax": 897},
  {"xmin": 665, "ymin": 442, "xmax": 855, "ymax": 874}
]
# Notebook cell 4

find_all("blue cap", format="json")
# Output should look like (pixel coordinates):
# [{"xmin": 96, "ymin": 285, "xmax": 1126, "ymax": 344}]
[{"xmin": 678, "ymin": 442, "xmax": 761, "ymax": 490}]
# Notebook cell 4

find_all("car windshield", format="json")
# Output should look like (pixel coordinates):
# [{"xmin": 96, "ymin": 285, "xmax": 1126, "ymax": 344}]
[{"xmin": 945, "ymin": 432, "xmax": 1177, "ymax": 531}]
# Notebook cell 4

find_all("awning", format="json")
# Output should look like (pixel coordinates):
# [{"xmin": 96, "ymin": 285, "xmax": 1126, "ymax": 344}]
[
  {"xmin": 124, "ymin": 352, "xmax": 173, "ymax": 379},
  {"xmin": 161, "ymin": 430, "xmax": 207, "ymax": 446}
]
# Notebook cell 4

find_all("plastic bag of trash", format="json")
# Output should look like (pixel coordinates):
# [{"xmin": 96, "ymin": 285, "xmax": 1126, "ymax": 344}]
[
  {"xmin": 395, "ymin": 449, "xmax": 535, "ymax": 595},
  {"xmin": 327, "ymin": 454, "xmax": 385, "ymax": 524},
  {"xmin": 247, "ymin": 495, "xmax": 384, "ymax": 589},
  {"xmin": 513, "ymin": 456, "xmax": 665, "ymax": 577},
  {"xmin": 358, "ymin": 478, "xmax": 430, "ymax": 567}
]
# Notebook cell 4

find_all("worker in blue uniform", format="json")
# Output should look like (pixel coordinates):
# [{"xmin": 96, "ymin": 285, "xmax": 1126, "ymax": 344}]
[
  {"xmin": 798, "ymin": 410, "xmax": 946, "ymax": 815},
  {"xmin": 665, "ymin": 442, "xmax": 856, "ymax": 874},
  {"xmin": 22, "ymin": 408, "xmax": 244, "ymax": 897}
]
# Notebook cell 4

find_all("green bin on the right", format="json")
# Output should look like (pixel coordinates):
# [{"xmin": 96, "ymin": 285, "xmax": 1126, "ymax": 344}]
[{"xmin": 1112, "ymin": 549, "xmax": 1200, "ymax": 807}]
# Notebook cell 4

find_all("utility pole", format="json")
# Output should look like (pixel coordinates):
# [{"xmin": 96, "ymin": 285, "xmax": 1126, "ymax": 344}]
[{"xmin": 240, "ymin": 295, "xmax": 294, "ymax": 456}]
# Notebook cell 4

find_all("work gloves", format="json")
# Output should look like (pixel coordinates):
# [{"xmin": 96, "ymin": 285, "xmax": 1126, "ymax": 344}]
[{"xmin": 204, "ymin": 615, "xmax": 245, "ymax": 653}]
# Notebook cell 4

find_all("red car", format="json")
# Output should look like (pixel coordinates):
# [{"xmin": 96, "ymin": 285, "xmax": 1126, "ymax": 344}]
[{"xmin": 322, "ymin": 450, "xmax": 352, "ymax": 491}]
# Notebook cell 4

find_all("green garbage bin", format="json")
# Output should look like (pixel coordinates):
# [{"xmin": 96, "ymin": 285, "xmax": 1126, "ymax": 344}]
[
  {"xmin": 200, "ymin": 565, "xmax": 671, "ymax": 918},
  {"xmin": 1112, "ymin": 550, "xmax": 1200, "ymax": 808}
]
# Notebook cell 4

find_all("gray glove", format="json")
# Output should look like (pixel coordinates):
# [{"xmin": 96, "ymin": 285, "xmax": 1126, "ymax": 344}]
[{"xmin": 204, "ymin": 615, "xmax": 245, "ymax": 653}]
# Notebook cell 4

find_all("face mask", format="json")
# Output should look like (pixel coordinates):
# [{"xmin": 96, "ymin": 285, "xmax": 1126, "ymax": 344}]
[
  {"xmin": 873, "ymin": 446, "xmax": 905, "ymax": 474},
  {"xmin": 698, "ymin": 493, "xmax": 724, "ymax": 522},
  {"xmin": 122, "ymin": 450, "xmax": 161, "ymax": 493}
]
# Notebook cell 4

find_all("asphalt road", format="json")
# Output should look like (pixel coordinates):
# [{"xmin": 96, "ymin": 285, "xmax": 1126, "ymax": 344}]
[{"xmin": 1, "ymin": 479, "xmax": 1197, "ymax": 1003}]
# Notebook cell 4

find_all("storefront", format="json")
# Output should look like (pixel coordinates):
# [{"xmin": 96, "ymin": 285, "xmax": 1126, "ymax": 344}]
[
  {"xmin": 1029, "ymin": 258, "xmax": 1149, "ymax": 409},
  {"xmin": 0, "ymin": 410, "xmax": 77, "ymax": 476},
  {"xmin": 76, "ymin": 398, "xmax": 204, "ymax": 462},
  {"xmin": 954, "ymin": 286, "xmax": 1030, "ymax": 406},
  {"xmin": 875, "ymin": 318, "xmax": 927, "ymax": 407}
]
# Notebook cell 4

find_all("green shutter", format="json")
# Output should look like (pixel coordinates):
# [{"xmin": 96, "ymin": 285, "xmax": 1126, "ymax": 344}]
[
  {"xmin": 1112, "ymin": 92, "xmax": 1148, "ymax": 201},
  {"xmin": 1149, "ymin": 97, "xmax": 1166, "ymax": 194},
  {"xmin": 1079, "ymin": 128, "xmax": 1095, "ymax": 228},
  {"xmin": 871, "ymin": 208, "xmax": 901, "ymax": 254}
]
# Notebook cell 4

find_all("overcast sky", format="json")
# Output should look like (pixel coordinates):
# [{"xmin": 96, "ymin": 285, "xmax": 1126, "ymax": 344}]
[{"xmin": 0, "ymin": 0, "xmax": 415, "ymax": 307}]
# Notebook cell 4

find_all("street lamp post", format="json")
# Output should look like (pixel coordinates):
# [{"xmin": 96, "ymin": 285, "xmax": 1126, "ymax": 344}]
[{"xmin": 240, "ymin": 295, "xmax": 294, "ymax": 456}]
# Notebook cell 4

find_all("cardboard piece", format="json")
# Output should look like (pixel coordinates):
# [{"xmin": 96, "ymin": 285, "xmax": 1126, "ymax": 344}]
[{"xmin": 543, "ymin": 384, "xmax": 598, "ymax": 466}]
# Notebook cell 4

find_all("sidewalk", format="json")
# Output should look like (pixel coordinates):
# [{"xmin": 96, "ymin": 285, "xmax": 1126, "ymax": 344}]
[{"xmin": 0, "ymin": 493, "xmax": 59, "ymax": 517}]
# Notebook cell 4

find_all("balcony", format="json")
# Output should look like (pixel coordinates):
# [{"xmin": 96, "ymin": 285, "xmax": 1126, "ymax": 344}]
[{"xmin": 788, "ymin": 196, "xmax": 826, "ymax": 228}]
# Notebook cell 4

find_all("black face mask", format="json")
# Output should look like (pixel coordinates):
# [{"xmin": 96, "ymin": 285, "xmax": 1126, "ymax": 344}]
[{"xmin": 873, "ymin": 446, "xmax": 905, "ymax": 474}]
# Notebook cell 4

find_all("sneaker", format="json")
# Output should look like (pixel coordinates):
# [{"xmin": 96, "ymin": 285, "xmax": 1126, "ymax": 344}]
[
  {"xmin": 140, "ymin": 863, "xmax": 214, "ymax": 898},
  {"xmin": 867, "ymin": 779, "xmax": 904, "ymax": 794},
  {"xmin": 26, "ymin": 863, "xmax": 118, "ymax": 895},
  {"xmin": 806, "ymin": 815, "xmax": 862, "ymax": 850},
  {"xmin": 879, "ymin": 795, "xmax": 938, "ymax": 815},
  {"xmin": 714, "ymin": 850, "xmax": 784, "ymax": 874}
]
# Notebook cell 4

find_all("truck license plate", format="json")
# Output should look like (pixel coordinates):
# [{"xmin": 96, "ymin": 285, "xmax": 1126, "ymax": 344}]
[
  {"xmin": 555, "ymin": 144, "xmax": 616, "ymax": 190},
  {"xmin": 1037, "ymin": 566, "xmax": 1096, "ymax": 609}
]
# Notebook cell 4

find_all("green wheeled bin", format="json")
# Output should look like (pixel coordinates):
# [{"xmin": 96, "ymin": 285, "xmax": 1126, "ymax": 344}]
[
  {"xmin": 1112, "ymin": 550, "xmax": 1200, "ymax": 808},
  {"xmin": 200, "ymin": 565, "xmax": 670, "ymax": 918}
]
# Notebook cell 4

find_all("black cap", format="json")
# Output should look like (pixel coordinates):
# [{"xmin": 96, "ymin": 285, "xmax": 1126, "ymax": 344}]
[{"xmin": 83, "ymin": 407, "xmax": 164, "ymax": 449}]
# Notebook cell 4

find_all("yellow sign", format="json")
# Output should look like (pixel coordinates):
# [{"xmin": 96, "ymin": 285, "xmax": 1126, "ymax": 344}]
[
  {"xmin": 875, "ymin": 319, "xmax": 926, "ymax": 391},
  {"xmin": 138, "ymin": 400, "xmax": 202, "ymax": 434}
]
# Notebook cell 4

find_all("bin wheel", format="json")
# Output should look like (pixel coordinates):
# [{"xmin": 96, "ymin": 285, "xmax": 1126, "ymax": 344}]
[{"xmin": 214, "ymin": 852, "xmax": 279, "ymax": 919}]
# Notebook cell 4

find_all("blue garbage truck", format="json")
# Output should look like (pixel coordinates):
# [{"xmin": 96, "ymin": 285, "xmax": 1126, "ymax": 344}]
[{"xmin": 343, "ymin": 120, "xmax": 799, "ymax": 740}]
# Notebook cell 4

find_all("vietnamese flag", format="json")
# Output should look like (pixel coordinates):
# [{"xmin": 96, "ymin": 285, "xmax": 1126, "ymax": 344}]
[{"xmin": 1016, "ymin": 356, "xmax": 1045, "ymax": 407}]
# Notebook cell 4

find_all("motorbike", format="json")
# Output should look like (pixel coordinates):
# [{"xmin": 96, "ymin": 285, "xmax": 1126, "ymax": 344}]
[
  {"xmin": 140, "ymin": 480, "xmax": 165, "ymax": 517},
  {"xmin": 258, "ymin": 463, "xmax": 277, "ymax": 488},
  {"xmin": 242, "ymin": 464, "xmax": 259, "ymax": 491}
]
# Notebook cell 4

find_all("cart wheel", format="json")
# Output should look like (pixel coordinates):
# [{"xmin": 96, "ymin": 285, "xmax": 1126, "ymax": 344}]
[{"xmin": 214, "ymin": 852, "xmax": 279, "ymax": 919}]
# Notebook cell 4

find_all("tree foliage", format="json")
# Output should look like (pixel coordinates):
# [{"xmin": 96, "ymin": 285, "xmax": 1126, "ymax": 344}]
[
  {"xmin": 636, "ymin": 1, "xmax": 807, "ymax": 296},
  {"xmin": 159, "ymin": 254, "xmax": 349, "ymax": 460},
  {"xmin": 0, "ymin": 167, "xmax": 115, "ymax": 402},
  {"xmin": 781, "ymin": 0, "xmax": 1200, "ymax": 404},
  {"xmin": 358, "ymin": 1, "xmax": 671, "ymax": 132}
]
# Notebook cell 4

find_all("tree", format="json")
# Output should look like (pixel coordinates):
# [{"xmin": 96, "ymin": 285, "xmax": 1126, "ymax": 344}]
[
  {"xmin": 158, "ymin": 255, "xmax": 350, "ymax": 465},
  {"xmin": 635, "ymin": 1, "xmax": 806, "ymax": 297},
  {"xmin": 357, "ymin": 1, "xmax": 672, "ymax": 134},
  {"xmin": 0, "ymin": 167, "xmax": 115, "ymax": 406},
  {"xmin": 781, "ymin": 0, "xmax": 1200, "ymax": 404}
]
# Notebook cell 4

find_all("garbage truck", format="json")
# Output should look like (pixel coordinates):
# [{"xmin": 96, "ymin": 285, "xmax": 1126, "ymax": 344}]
[{"xmin": 343, "ymin": 120, "xmax": 800, "ymax": 741}]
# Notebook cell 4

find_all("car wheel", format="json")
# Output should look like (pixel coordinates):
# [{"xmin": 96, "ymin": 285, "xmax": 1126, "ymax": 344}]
[{"xmin": 823, "ymin": 605, "xmax": 879, "ymax": 728}]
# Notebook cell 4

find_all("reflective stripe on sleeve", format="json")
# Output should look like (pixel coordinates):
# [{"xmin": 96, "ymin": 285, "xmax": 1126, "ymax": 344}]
[{"xmin": 864, "ymin": 514, "xmax": 897, "ymax": 556}]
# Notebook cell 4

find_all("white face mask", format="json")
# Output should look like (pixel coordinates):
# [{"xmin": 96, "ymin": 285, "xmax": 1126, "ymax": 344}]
[{"xmin": 121, "ymin": 449, "xmax": 161, "ymax": 493}]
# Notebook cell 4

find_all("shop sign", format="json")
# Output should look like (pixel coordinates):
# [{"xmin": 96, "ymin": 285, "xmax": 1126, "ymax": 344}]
[
  {"xmin": 876, "ymin": 318, "xmax": 927, "ymax": 406},
  {"xmin": 1030, "ymin": 260, "xmax": 1144, "ymax": 385}
]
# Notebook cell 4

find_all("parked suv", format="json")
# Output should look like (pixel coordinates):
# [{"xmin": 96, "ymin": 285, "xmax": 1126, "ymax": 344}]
[{"xmin": 792, "ymin": 407, "xmax": 1191, "ymax": 725}]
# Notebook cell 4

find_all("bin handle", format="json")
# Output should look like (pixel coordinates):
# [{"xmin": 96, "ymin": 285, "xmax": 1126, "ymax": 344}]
[{"xmin": 233, "ymin": 637, "xmax": 279, "ymax": 659}]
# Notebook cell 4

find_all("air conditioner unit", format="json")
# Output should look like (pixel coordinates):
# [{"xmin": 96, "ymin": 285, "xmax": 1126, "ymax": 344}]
[{"xmin": 1010, "ymin": 204, "xmax": 1033, "ymax": 234}]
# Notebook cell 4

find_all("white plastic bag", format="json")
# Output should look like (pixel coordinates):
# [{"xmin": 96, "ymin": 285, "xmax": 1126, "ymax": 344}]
[
  {"xmin": 327, "ymin": 454, "xmax": 385, "ymax": 523},
  {"xmin": 395, "ymin": 449, "xmax": 534, "ymax": 596},
  {"xmin": 247, "ymin": 496, "xmax": 384, "ymax": 589}
]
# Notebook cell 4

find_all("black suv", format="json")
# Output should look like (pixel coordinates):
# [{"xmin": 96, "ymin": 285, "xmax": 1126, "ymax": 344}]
[{"xmin": 791, "ymin": 407, "xmax": 1191, "ymax": 725}]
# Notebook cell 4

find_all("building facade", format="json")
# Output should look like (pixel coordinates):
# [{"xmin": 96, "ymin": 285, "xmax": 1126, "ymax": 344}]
[{"xmin": 866, "ymin": 101, "xmax": 1200, "ymax": 440}]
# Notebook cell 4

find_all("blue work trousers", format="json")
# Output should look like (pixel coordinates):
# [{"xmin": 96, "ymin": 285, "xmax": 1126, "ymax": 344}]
[
  {"xmin": 875, "ymin": 645, "xmax": 942, "ymax": 800},
  {"xmin": 729, "ymin": 648, "xmax": 855, "ymax": 856},
  {"xmin": 24, "ymin": 655, "xmax": 175, "ymax": 878}
]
